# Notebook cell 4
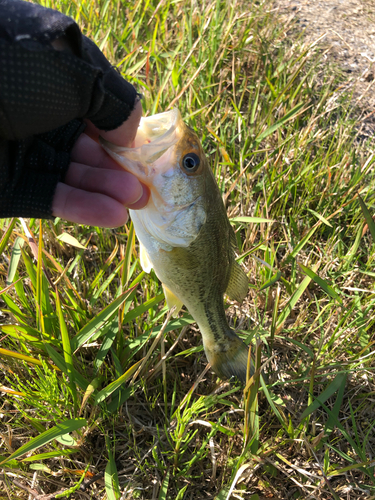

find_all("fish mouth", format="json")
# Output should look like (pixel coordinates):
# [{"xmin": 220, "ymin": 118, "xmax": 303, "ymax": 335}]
[
  {"xmin": 100, "ymin": 108, "xmax": 182, "ymax": 178},
  {"xmin": 133, "ymin": 108, "xmax": 181, "ymax": 148}
]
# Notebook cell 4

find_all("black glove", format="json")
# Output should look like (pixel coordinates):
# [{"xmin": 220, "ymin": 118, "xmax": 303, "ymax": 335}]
[{"xmin": 0, "ymin": 0, "xmax": 139, "ymax": 218}]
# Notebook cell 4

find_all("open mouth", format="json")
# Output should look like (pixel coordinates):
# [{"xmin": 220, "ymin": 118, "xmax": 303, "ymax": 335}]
[
  {"xmin": 100, "ymin": 109, "xmax": 182, "ymax": 170},
  {"xmin": 134, "ymin": 109, "xmax": 180, "ymax": 148}
]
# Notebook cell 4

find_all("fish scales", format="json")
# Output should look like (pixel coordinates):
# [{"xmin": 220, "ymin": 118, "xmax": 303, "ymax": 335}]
[{"xmin": 101, "ymin": 109, "xmax": 251, "ymax": 382}]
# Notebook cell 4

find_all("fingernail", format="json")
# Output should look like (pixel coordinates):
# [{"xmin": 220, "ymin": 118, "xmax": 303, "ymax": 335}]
[
  {"xmin": 128, "ymin": 184, "xmax": 149, "ymax": 209},
  {"xmin": 132, "ymin": 184, "xmax": 144, "ymax": 204}
]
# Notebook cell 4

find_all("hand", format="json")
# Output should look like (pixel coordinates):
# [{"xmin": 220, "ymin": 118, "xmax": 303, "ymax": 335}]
[{"xmin": 52, "ymin": 99, "xmax": 149, "ymax": 227}]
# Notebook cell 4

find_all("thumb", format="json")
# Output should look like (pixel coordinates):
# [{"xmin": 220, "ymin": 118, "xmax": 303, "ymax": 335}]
[{"xmin": 100, "ymin": 98, "xmax": 142, "ymax": 147}]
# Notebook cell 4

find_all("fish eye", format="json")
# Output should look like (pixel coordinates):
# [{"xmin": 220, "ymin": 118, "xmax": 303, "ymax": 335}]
[{"xmin": 182, "ymin": 152, "xmax": 200, "ymax": 172}]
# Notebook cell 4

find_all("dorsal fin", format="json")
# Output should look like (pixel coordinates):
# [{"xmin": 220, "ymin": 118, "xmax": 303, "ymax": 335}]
[
  {"xmin": 162, "ymin": 284, "xmax": 184, "ymax": 318},
  {"xmin": 226, "ymin": 261, "xmax": 248, "ymax": 303}
]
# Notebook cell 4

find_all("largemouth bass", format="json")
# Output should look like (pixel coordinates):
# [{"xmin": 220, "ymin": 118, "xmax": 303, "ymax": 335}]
[{"xmin": 101, "ymin": 109, "xmax": 250, "ymax": 382}]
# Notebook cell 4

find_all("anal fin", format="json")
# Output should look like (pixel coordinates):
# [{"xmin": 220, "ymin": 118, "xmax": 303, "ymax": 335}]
[
  {"xmin": 162, "ymin": 284, "xmax": 184, "ymax": 318},
  {"xmin": 226, "ymin": 261, "xmax": 248, "ymax": 303}
]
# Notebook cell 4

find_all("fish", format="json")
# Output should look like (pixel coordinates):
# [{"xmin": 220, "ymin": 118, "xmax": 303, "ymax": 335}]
[{"xmin": 101, "ymin": 109, "xmax": 251, "ymax": 383}]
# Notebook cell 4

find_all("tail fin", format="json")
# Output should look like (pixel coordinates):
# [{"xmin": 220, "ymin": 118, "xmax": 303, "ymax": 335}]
[{"xmin": 204, "ymin": 330, "xmax": 253, "ymax": 383}]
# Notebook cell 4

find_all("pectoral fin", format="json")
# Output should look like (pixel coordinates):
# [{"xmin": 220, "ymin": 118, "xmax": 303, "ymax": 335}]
[
  {"xmin": 139, "ymin": 243, "xmax": 153, "ymax": 273},
  {"xmin": 226, "ymin": 261, "xmax": 248, "ymax": 303},
  {"xmin": 162, "ymin": 284, "xmax": 184, "ymax": 317}
]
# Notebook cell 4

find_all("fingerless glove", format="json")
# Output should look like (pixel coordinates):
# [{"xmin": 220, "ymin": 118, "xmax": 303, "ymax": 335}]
[{"xmin": 0, "ymin": 0, "xmax": 138, "ymax": 218}]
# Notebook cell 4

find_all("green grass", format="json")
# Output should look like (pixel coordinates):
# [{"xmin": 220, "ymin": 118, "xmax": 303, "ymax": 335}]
[{"xmin": 1, "ymin": 0, "xmax": 375, "ymax": 498}]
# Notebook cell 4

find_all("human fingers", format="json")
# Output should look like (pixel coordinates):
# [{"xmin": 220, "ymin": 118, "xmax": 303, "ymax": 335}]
[
  {"xmin": 71, "ymin": 133, "xmax": 125, "ymax": 171},
  {"xmin": 70, "ymin": 134, "xmax": 150, "ymax": 209},
  {"xmin": 84, "ymin": 120, "xmax": 102, "ymax": 143},
  {"xmin": 52, "ymin": 183, "xmax": 129, "ymax": 227},
  {"xmin": 63, "ymin": 161, "xmax": 145, "ymax": 207},
  {"xmin": 125, "ymin": 184, "xmax": 150, "ymax": 210}
]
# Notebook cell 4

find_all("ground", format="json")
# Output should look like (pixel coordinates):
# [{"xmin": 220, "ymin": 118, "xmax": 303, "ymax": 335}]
[{"xmin": 275, "ymin": 0, "xmax": 375, "ymax": 138}]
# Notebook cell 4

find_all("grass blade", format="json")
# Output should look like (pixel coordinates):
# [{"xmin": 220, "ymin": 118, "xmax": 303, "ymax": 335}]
[
  {"xmin": 255, "ymin": 102, "xmax": 306, "ymax": 143},
  {"xmin": 0, "ymin": 348, "xmax": 59, "ymax": 370},
  {"xmin": 300, "ymin": 373, "xmax": 347, "ymax": 420},
  {"xmin": 121, "ymin": 222, "xmax": 135, "ymax": 289},
  {"xmin": 259, "ymin": 270, "xmax": 281, "ymax": 291},
  {"xmin": 94, "ymin": 360, "xmax": 142, "ymax": 404},
  {"xmin": 299, "ymin": 263, "xmax": 342, "ymax": 303},
  {"xmin": 56, "ymin": 288, "xmax": 78, "ymax": 414},
  {"xmin": 284, "ymin": 224, "xmax": 320, "ymax": 264},
  {"xmin": 56, "ymin": 232, "xmax": 87, "ymax": 249},
  {"xmin": 307, "ymin": 208, "xmax": 332, "ymax": 227},
  {"xmin": 230, "ymin": 217, "xmax": 274, "ymax": 223},
  {"xmin": 71, "ymin": 286, "xmax": 137, "ymax": 351},
  {"xmin": 93, "ymin": 319, "xmax": 118, "ymax": 372},
  {"xmin": 276, "ymin": 263, "xmax": 319, "ymax": 331},
  {"xmin": 105, "ymin": 438, "xmax": 120, "ymax": 500},
  {"xmin": 270, "ymin": 285, "xmax": 280, "ymax": 351},
  {"xmin": 158, "ymin": 470, "xmax": 170, "ymax": 500},
  {"xmin": 0, "ymin": 419, "xmax": 87, "ymax": 465},
  {"xmin": 243, "ymin": 339, "xmax": 261, "ymax": 453},
  {"xmin": 44, "ymin": 344, "xmax": 88, "ymax": 390},
  {"xmin": 21, "ymin": 449, "xmax": 78, "ymax": 462},
  {"xmin": 79, "ymin": 377, "xmax": 101, "ymax": 415},
  {"xmin": 358, "ymin": 194, "xmax": 375, "ymax": 241},
  {"xmin": 0, "ymin": 217, "xmax": 16, "ymax": 255},
  {"xmin": 123, "ymin": 293, "xmax": 164, "ymax": 323},
  {"xmin": 325, "ymin": 372, "xmax": 347, "ymax": 435},
  {"xmin": 6, "ymin": 237, "xmax": 24, "ymax": 286}
]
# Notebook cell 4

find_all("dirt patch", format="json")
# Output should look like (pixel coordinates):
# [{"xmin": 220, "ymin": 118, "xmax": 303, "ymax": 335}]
[{"xmin": 274, "ymin": 0, "xmax": 375, "ymax": 139}]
